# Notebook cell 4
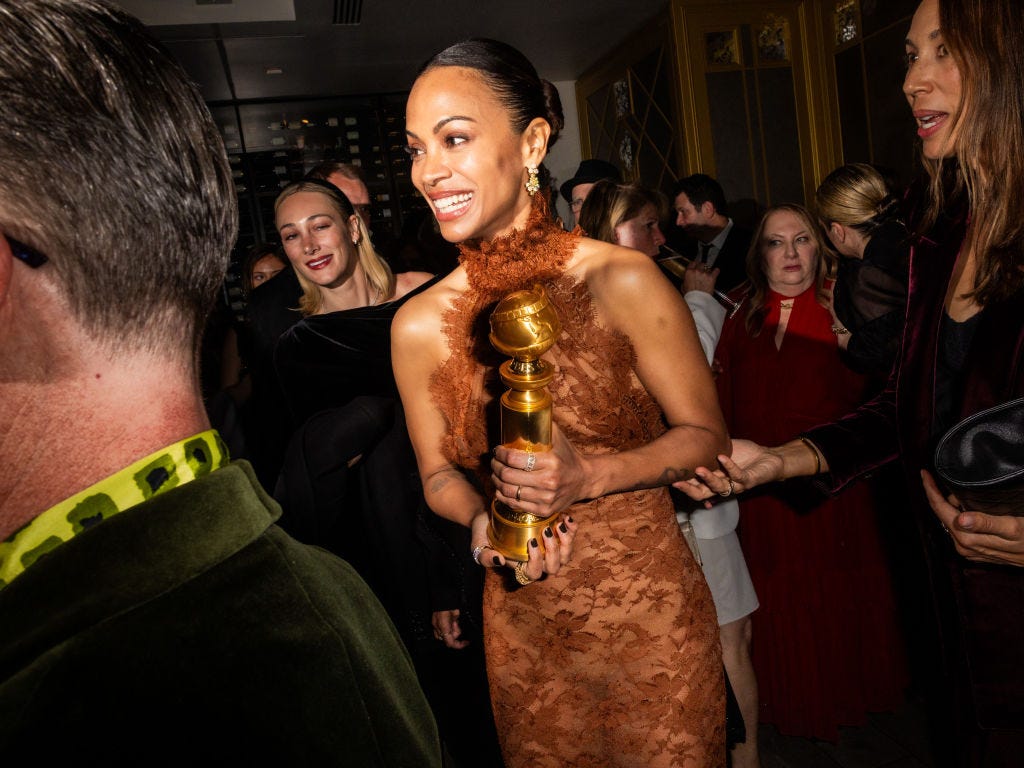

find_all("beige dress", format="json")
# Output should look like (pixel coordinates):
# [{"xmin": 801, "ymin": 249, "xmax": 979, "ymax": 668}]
[{"xmin": 431, "ymin": 199, "xmax": 724, "ymax": 767}]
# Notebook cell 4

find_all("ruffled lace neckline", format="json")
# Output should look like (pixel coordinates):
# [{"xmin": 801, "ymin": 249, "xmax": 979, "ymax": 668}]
[{"xmin": 457, "ymin": 194, "xmax": 574, "ymax": 299}]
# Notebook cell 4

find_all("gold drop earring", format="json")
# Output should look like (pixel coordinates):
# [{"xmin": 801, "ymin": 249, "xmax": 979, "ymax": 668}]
[{"xmin": 525, "ymin": 165, "xmax": 540, "ymax": 196}]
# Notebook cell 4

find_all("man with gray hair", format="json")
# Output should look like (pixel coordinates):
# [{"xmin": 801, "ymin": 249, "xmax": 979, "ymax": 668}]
[{"xmin": 0, "ymin": 1, "xmax": 441, "ymax": 763}]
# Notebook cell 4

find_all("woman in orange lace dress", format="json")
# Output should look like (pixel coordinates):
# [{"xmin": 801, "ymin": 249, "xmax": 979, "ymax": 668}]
[{"xmin": 392, "ymin": 38, "xmax": 729, "ymax": 767}]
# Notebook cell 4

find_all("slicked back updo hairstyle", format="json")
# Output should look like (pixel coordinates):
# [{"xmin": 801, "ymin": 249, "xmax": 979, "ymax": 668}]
[
  {"xmin": 815, "ymin": 163, "xmax": 901, "ymax": 238},
  {"xmin": 419, "ymin": 38, "xmax": 564, "ymax": 150}
]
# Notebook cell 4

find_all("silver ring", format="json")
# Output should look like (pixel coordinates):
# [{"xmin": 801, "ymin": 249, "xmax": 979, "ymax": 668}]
[
  {"xmin": 471, "ymin": 544, "xmax": 486, "ymax": 565},
  {"xmin": 515, "ymin": 485, "xmax": 522, "ymax": 502},
  {"xmin": 718, "ymin": 478, "xmax": 735, "ymax": 497},
  {"xmin": 525, "ymin": 454, "xmax": 536, "ymax": 472}
]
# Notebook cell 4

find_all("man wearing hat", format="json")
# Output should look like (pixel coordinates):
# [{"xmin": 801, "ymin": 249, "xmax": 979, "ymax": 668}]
[{"xmin": 560, "ymin": 158, "xmax": 621, "ymax": 228}]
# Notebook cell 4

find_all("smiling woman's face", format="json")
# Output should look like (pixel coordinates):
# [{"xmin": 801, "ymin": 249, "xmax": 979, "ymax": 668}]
[
  {"xmin": 276, "ymin": 190, "xmax": 360, "ymax": 290},
  {"xmin": 903, "ymin": 0, "xmax": 963, "ymax": 160},
  {"xmin": 404, "ymin": 66, "xmax": 537, "ymax": 243}
]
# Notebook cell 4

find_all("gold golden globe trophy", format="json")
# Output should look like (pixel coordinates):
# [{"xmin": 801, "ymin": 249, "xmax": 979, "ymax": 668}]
[{"xmin": 487, "ymin": 284, "xmax": 561, "ymax": 562}]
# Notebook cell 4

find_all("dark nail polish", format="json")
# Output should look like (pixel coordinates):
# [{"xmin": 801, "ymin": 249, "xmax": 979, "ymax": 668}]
[
  {"xmin": 544, "ymin": 527, "xmax": 554, "ymax": 538},
  {"xmin": 559, "ymin": 522, "xmax": 568, "ymax": 534},
  {"xmin": 529, "ymin": 538, "xmax": 538, "ymax": 549},
  {"xmin": 492, "ymin": 556, "xmax": 501, "ymax": 566}
]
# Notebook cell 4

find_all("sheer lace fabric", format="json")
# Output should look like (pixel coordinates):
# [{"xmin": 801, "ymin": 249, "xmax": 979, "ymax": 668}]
[{"xmin": 429, "ymin": 199, "xmax": 725, "ymax": 767}]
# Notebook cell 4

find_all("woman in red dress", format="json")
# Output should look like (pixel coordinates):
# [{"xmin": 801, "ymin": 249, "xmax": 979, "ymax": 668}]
[{"xmin": 714, "ymin": 204, "xmax": 908, "ymax": 741}]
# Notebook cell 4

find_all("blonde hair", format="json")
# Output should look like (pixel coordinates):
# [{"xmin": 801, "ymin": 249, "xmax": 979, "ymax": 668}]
[
  {"xmin": 815, "ymin": 163, "xmax": 900, "ymax": 236},
  {"xmin": 274, "ymin": 180, "xmax": 395, "ymax": 316},
  {"xmin": 578, "ymin": 180, "xmax": 666, "ymax": 244}
]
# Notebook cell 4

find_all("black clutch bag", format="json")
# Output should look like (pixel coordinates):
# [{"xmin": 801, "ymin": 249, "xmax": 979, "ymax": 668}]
[{"xmin": 933, "ymin": 397, "xmax": 1024, "ymax": 516}]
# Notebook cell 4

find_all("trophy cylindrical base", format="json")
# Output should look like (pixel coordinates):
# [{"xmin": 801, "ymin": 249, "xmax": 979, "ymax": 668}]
[{"xmin": 487, "ymin": 500, "xmax": 555, "ymax": 562}]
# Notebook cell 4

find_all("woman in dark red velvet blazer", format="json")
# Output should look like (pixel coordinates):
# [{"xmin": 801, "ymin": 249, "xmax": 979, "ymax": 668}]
[{"xmin": 678, "ymin": 0, "xmax": 1024, "ymax": 764}]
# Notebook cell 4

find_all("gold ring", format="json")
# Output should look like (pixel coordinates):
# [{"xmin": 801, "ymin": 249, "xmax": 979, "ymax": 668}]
[
  {"xmin": 718, "ymin": 478, "xmax": 735, "ymax": 497},
  {"xmin": 525, "ymin": 454, "xmax": 536, "ymax": 472},
  {"xmin": 513, "ymin": 561, "xmax": 532, "ymax": 585},
  {"xmin": 515, "ymin": 485, "xmax": 522, "ymax": 502}
]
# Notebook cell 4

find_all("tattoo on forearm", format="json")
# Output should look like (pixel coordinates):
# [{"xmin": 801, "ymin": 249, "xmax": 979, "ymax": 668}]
[
  {"xmin": 425, "ymin": 465, "xmax": 463, "ymax": 496},
  {"xmin": 429, "ymin": 474, "xmax": 451, "ymax": 495},
  {"xmin": 661, "ymin": 467, "xmax": 695, "ymax": 483}
]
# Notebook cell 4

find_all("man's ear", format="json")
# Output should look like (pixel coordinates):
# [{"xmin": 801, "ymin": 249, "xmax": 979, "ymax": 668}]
[{"xmin": 701, "ymin": 201, "xmax": 717, "ymax": 219}]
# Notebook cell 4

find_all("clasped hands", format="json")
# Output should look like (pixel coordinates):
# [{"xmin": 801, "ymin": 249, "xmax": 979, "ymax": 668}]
[
  {"xmin": 921, "ymin": 470, "xmax": 1024, "ymax": 567},
  {"xmin": 672, "ymin": 438, "xmax": 783, "ymax": 504},
  {"xmin": 671, "ymin": 438, "xmax": 1024, "ymax": 568}
]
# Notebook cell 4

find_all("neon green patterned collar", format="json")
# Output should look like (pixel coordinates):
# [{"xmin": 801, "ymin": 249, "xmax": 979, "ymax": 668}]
[{"xmin": 0, "ymin": 430, "xmax": 228, "ymax": 589}]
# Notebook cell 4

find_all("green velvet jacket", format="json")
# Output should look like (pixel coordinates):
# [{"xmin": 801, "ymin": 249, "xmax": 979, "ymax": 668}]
[{"xmin": 0, "ymin": 461, "xmax": 441, "ymax": 765}]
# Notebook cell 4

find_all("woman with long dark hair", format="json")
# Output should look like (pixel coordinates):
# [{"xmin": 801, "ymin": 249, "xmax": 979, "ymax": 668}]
[{"xmin": 678, "ymin": 0, "xmax": 1024, "ymax": 761}]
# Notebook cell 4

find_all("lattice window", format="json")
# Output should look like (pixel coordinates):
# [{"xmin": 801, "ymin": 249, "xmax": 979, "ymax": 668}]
[
  {"xmin": 834, "ymin": 0, "xmax": 860, "ymax": 45},
  {"xmin": 585, "ymin": 43, "xmax": 681, "ymax": 189}
]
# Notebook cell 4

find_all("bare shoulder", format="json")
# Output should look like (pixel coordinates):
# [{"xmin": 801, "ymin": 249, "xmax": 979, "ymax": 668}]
[
  {"xmin": 392, "ymin": 269, "xmax": 462, "ymax": 348},
  {"xmin": 569, "ymin": 236, "xmax": 676, "ymax": 309},
  {"xmin": 394, "ymin": 270, "xmax": 436, "ymax": 298}
]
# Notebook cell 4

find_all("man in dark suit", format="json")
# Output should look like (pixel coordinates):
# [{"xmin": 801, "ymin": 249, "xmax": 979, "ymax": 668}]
[
  {"xmin": 0, "ymin": 2, "xmax": 440, "ymax": 762},
  {"xmin": 671, "ymin": 174, "xmax": 752, "ymax": 293}
]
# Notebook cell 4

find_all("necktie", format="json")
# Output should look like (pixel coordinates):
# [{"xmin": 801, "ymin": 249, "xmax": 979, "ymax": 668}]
[{"xmin": 699, "ymin": 241, "xmax": 711, "ymax": 264}]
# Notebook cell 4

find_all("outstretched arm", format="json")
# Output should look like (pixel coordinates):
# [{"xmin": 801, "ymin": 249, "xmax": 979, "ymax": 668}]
[{"xmin": 673, "ymin": 437, "xmax": 828, "ymax": 503}]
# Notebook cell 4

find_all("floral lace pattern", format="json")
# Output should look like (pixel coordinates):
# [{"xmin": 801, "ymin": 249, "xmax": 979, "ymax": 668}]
[{"xmin": 431, "ymin": 198, "xmax": 725, "ymax": 766}]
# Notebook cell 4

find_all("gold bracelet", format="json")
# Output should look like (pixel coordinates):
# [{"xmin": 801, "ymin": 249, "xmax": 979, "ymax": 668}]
[
  {"xmin": 830, "ymin": 324, "xmax": 850, "ymax": 335},
  {"xmin": 797, "ymin": 436, "xmax": 822, "ymax": 475}
]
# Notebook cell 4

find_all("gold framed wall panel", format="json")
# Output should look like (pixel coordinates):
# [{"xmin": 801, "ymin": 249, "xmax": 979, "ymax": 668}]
[
  {"xmin": 575, "ymin": 10, "xmax": 687, "ymax": 191},
  {"xmin": 671, "ymin": 0, "xmax": 836, "ymax": 210},
  {"xmin": 817, "ymin": 0, "xmax": 920, "ymax": 188}
]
